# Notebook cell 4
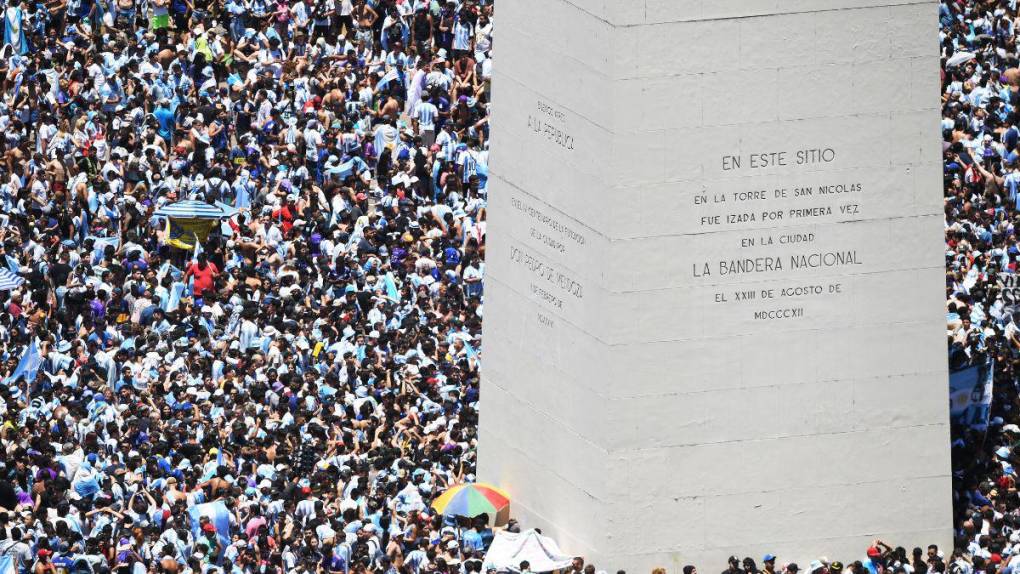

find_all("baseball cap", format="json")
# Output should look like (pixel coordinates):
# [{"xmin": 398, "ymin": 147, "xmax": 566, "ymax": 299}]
[
  {"xmin": 787, "ymin": 565, "xmax": 800, "ymax": 573},
  {"xmin": 764, "ymin": 555, "xmax": 776, "ymax": 563}
]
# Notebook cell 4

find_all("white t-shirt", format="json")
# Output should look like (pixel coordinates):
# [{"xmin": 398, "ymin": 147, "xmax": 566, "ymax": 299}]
[{"xmin": 304, "ymin": 127, "xmax": 322, "ymax": 161}]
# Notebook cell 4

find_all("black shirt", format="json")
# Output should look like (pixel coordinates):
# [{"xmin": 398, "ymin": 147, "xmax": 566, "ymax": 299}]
[{"xmin": 50, "ymin": 262, "xmax": 72, "ymax": 288}]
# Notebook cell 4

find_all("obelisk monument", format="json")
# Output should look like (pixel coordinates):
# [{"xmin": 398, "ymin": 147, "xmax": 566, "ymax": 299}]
[{"xmin": 479, "ymin": 1, "xmax": 950, "ymax": 570}]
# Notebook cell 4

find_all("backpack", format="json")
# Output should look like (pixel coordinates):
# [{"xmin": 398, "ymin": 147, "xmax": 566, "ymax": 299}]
[
  {"xmin": 71, "ymin": 558, "xmax": 95, "ymax": 574},
  {"xmin": 207, "ymin": 178, "xmax": 229, "ymax": 202}
]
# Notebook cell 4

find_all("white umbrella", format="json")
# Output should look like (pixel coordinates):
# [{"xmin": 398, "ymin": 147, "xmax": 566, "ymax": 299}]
[
  {"xmin": 482, "ymin": 529, "xmax": 573, "ymax": 573},
  {"xmin": 153, "ymin": 200, "xmax": 236, "ymax": 220},
  {"xmin": 946, "ymin": 51, "xmax": 976, "ymax": 68}
]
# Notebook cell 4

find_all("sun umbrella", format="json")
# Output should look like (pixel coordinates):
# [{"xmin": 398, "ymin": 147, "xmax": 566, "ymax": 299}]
[
  {"xmin": 431, "ymin": 483, "xmax": 510, "ymax": 518},
  {"xmin": 213, "ymin": 201, "xmax": 240, "ymax": 217},
  {"xmin": 946, "ymin": 51, "xmax": 976, "ymax": 68},
  {"xmin": 0, "ymin": 268, "xmax": 24, "ymax": 291},
  {"xmin": 153, "ymin": 200, "xmax": 236, "ymax": 220},
  {"xmin": 482, "ymin": 529, "xmax": 572, "ymax": 572}
]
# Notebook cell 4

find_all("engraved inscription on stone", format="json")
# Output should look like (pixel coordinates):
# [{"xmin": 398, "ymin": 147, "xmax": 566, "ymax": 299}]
[
  {"xmin": 526, "ymin": 100, "xmax": 575, "ymax": 151},
  {"xmin": 480, "ymin": 0, "xmax": 950, "ymax": 570},
  {"xmin": 688, "ymin": 146, "xmax": 865, "ymax": 322}
]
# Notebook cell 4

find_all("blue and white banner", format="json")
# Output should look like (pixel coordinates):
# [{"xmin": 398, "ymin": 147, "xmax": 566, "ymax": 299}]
[
  {"xmin": 383, "ymin": 271, "xmax": 400, "ymax": 301},
  {"xmin": 0, "ymin": 268, "xmax": 23, "ymax": 291},
  {"xmin": 950, "ymin": 360, "xmax": 995, "ymax": 431},
  {"xmin": 326, "ymin": 156, "xmax": 369, "ymax": 181},
  {"xmin": 5, "ymin": 340, "xmax": 42, "ymax": 385},
  {"xmin": 188, "ymin": 500, "xmax": 231, "ymax": 559},
  {"xmin": 87, "ymin": 236, "xmax": 120, "ymax": 265},
  {"xmin": 0, "ymin": 554, "xmax": 15, "ymax": 574},
  {"xmin": 376, "ymin": 67, "xmax": 402, "ymax": 92}
]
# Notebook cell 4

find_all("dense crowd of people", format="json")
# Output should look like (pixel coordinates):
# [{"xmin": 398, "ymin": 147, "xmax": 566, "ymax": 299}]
[
  {"xmin": 0, "ymin": 0, "xmax": 495, "ymax": 572},
  {"xmin": 0, "ymin": 0, "xmax": 1012, "ymax": 571},
  {"xmin": 942, "ymin": 1, "xmax": 1020, "ymax": 574}
]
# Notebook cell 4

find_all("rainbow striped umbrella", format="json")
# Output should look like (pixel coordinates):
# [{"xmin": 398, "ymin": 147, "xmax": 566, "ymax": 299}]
[{"xmin": 430, "ymin": 483, "xmax": 510, "ymax": 518}]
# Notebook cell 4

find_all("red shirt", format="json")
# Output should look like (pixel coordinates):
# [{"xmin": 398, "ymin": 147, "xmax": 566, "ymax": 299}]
[
  {"xmin": 187, "ymin": 262, "xmax": 219, "ymax": 297},
  {"xmin": 273, "ymin": 204, "xmax": 296, "ymax": 233}
]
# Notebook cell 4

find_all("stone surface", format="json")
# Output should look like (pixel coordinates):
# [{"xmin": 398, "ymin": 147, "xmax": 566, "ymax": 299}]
[{"xmin": 477, "ymin": 0, "xmax": 951, "ymax": 570}]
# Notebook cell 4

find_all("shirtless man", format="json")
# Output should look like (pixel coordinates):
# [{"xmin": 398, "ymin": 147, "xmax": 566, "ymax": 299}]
[
  {"xmin": 163, "ymin": 477, "xmax": 187, "ymax": 505},
  {"xmin": 378, "ymin": 93, "xmax": 400, "ymax": 120},
  {"xmin": 46, "ymin": 149, "xmax": 68, "ymax": 195},
  {"xmin": 196, "ymin": 463, "xmax": 231, "ymax": 499}
]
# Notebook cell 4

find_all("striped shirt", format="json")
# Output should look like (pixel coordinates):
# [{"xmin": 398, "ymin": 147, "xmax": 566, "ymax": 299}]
[
  {"xmin": 341, "ymin": 132, "xmax": 359, "ymax": 154},
  {"xmin": 453, "ymin": 18, "xmax": 473, "ymax": 50},
  {"xmin": 414, "ymin": 101, "xmax": 438, "ymax": 132},
  {"xmin": 459, "ymin": 150, "xmax": 477, "ymax": 182},
  {"xmin": 436, "ymin": 129, "xmax": 456, "ymax": 161}
]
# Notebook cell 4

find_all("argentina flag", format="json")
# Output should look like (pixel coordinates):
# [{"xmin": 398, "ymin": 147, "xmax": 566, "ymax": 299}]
[
  {"xmin": 383, "ymin": 271, "xmax": 400, "ymax": 301},
  {"xmin": 376, "ymin": 67, "xmax": 402, "ymax": 92},
  {"xmin": 188, "ymin": 500, "xmax": 231, "ymax": 559},
  {"xmin": 5, "ymin": 340, "xmax": 42, "ymax": 385}
]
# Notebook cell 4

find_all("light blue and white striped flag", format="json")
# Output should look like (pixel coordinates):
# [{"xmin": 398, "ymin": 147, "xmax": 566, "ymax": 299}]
[
  {"xmin": 376, "ymin": 67, "xmax": 401, "ymax": 92},
  {"xmin": 188, "ymin": 500, "xmax": 231, "ymax": 559},
  {"xmin": 5, "ymin": 340, "xmax": 42, "ymax": 385},
  {"xmin": 0, "ymin": 554, "xmax": 15, "ymax": 574},
  {"xmin": 383, "ymin": 272, "xmax": 400, "ymax": 301}
]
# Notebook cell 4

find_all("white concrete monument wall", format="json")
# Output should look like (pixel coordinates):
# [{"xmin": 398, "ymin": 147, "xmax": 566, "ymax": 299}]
[{"xmin": 478, "ymin": 0, "xmax": 952, "ymax": 570}]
